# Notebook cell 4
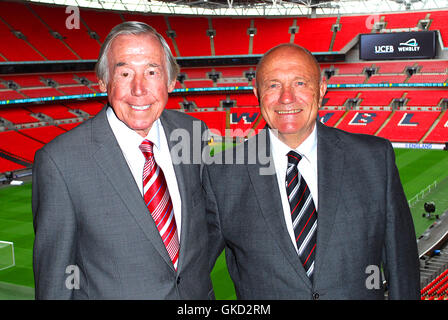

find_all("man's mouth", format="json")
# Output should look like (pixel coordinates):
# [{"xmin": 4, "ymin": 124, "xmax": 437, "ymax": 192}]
[
  {"xmin": 130, "ymin": 105, "xmax": 151, "ymax": 111},
  {"xmin": 276, "ymin": 109, "xmax": 301, "ymax": 115}
]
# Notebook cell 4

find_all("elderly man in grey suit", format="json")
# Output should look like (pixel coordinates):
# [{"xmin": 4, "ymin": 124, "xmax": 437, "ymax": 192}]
[
  {"xmin": 32, "ymin": 22, "xmax": 212, "ymax": 299},
  {"xmin": 205, "ymin": 43, "xmax": 420, "ymax": 299}
]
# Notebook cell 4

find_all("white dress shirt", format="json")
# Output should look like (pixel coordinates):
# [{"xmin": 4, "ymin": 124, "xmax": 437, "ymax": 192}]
[
  {"xmin": 269, "ymin": 125, "xmax": 318, "ymax": 253},
  {"xmin": 107, "ymin": 107, "xmax": 182, "ymax": 241}
]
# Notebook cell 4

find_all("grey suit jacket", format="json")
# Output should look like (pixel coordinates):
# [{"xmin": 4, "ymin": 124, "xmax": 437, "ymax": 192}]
[
  {"xmin": 32, "ymin": 106, "xmax": 213, "ymax": 299},
  {"xmin": 205, "ymin": 121, "xmax": 420, "ymax": 300}
]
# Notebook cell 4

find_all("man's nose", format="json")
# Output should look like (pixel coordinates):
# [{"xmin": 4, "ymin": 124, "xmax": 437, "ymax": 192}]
[
  {"xmin": 131, "ymin": 74, "xmax": 148, "ymax": 96},
  {"xmin": 279, "ymin": 85, "xmax": 295, "ymax": 104}
]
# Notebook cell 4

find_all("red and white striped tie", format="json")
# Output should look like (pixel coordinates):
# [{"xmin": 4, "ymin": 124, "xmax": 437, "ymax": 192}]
[{"xmin": 139, "ymin": 139, "xmax": 179, "ymax": 271}]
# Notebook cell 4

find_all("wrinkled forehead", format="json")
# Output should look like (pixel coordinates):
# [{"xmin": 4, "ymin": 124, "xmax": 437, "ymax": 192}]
[{"xmin": 108, "ymin": 33, "xmax": 164, "ymax": 62}]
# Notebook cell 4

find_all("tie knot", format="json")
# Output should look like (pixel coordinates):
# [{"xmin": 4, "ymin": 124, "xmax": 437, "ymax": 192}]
[
  {"xmin": 139, "ymin": 139, "xmax": 154, "ymax": 161},
  {"xmin": 287, "ymin": 151, "xmax": 302, "ymax": 166}
]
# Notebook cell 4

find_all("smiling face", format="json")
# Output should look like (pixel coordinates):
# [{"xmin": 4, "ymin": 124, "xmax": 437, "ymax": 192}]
[
  {"xmin": 254, "ymin": 45, "xmax": 327, "ymax": 149},
  {"xmin": 99, "ymin": 33, "xmax": 176, "ymax": 137}
]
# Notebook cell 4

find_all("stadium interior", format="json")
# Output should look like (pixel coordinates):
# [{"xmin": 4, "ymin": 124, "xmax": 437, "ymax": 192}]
[{"xmin": 0, "ymin": 0, "xmax": 447, "ymax": 300}]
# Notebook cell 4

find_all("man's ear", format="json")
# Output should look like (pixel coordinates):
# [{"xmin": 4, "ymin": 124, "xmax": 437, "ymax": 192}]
[
  {"xmin": 253, "ymin": 85, "xmax": 259, "ymax": 100},
  {"xmin": 319, "ymin": 77, "xmax": 327, "ymax": 106},
  {"xmin": 99, "ymin": 79, "xmax": 107, "ymax": 93},
  {"xmin": 168, "ymin": 79, "xmax": 176, "ymax": 93}
]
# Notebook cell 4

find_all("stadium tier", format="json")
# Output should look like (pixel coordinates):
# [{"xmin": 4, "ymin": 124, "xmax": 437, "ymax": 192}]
[
  {"xmin": 377, "ymin": 110, "xmax": 441, "ymax": 142},
  {"xmin": 19, "ymin": 126, "xmax": 67, "ymax": 144},
  {"xmin": 421, "ymin": 268, "xmax": 448, "ymax": 300},
  {"xmin": 336, "ymin": 110, "xmax": 392, "ymax": 136},
  {"xmin": 0, "ymin": 2, "xmax": 447, "ymax": 175},
  {"xmin": 0, "ymin": 130, "xmax": 44, "ymax": 162},
  {"xmin": 0, "ymin": 107, "xmax": 39, "ymax": 124},
  {"xmin": 25, "ymin": 104, "xmax": 77, "ymax": 120},
  {"xmin": 424, "ymin": 110, "xmax": 448, "ymax": 143},
  {"xmin": 0, "ymin": 156, "xmax": 26, "ymax": 172},
  {"xmin": 0, "ymin": 4, "xmax": 448, "ymax": 60}
]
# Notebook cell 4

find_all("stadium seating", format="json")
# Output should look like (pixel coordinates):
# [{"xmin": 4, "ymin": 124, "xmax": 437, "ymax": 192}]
[
  {"xmin": 185, "ymin": 110, "xmax": 226, "ymax": 134},
  {"xmin": 407, "ymin": 74, "xmax": 448, "ymax": 83},
  {"xmin": 185, "ymin": 94, "xmax": 226, "ymax": 108},
  {"xmin": 367, "ymin": 75, "xmax": 407, "ymax": 84},
  {"xmin": 0, "ymin": 1, "xmax": 79, "ymax": 61},
  {"xmin": 421, "ymin": 268, "xmax": 448, "ymax": 300},
  {"xmin": 1, "ymin": 3, "xmax": 447, "ymax": 175},
  {"xmin": 66, "ymin": 100, "xmax": 105, "ymax": 116},
  {"xmin": 0, "ymin": 90, "xmax": 26, "ymax": 100},
  {"xmin": 29, "ymin": 3, "xmax": 101, "ymax": 60},
  {"xmin": 429, "ymin": 11, "xmax": 448, "ymax": 47},
  {"xmin": 229, "ymin": 93, "xmax": 258, "ymax": 107},
  {"xmin": 294, "ymin": 17, "xmax": 336, "ymax": 52},
  {"xmin": 418, "ymin": 60, "xmax": 448, "ymax": 73},
  {"xmin": 0, "ymin": 157, "xmax": 26, "ymax": 172},
  {"xmin": 318, "ymin": 110, "xmax": 346, "ymax": 127},
  {"xmin": 25, "ymin": 104, "xmax": 78, "ymax": 120},
  {"xmin": 327, "ymin": 75, "xmax": 366, "ymax": 84},
  {"xmin": 322, "ymin": 90, "xmax": 359, "ymax": 107},
  {"xmin": 0, "ymin": 107, "xmax": 38, "ymax": 124},
  {"xmin": 168, "ymin": 16, "xmax": 211, "ymax": 57},
  {"xmin": 332, "ymin": 15, "xmax": 371, "ymax": 52},
  {"xmin": 359, "ymin": 90, "xmax": 406, "ymax": 107},
  {"xmin": 377, "ymin": 111, "xmax": 440, "ymax": 142},
  {"xmin": 19, "ymin": 126, "xmax": 67, "ymax": 144},
  {"xmin": 336, "ymin": 110, "xmax": 392, "ymax": 135},
  {"xmin": 212, "ymin": 18, "xmax": 251, "ymax": 55},
  {"xmin": 229, "ymin": 107, "xmax": 265, "ymax": 137},
  {"xmin": 374, "ymin": 61, "xmax": 414, "ymax": 74},
  {"xmin": 181, "ymin": 67, "xmax": 213, "ymax": 80},
  {"xmin": 252, "ymin": 18, "xmax": 294, "ymax": 54},
  {"xmin": 0, "ymin": 19, "xmax": 44, "ymax": 61},
  {"xmin": 0, "ymin": 130, "xmax": 44, "ymax": 162},
  {"xmin": 332, "ymin": 62, "xmax": 373, "ymax": 75},
  {"xmin": 406, "ymin": 90, "xmax": 446, "ymax": 106},
  {"xmin": 165, "ymin": 96, "xmax": 184, "ymax": 110},
  {"xmin": 382, "ymin": 11, "xmax": 428, "ymax": 29},
  {"xmin": 424, "ymin": 110, "xmax": 448, "ymax": 143}
]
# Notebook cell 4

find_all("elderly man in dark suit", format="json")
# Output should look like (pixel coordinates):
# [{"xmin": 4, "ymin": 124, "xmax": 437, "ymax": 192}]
[
  {"xmin": 205, "ymin": 43, "xmax": 420, "ymax": 300},
  {"xmin": 32, "ymin": 21, "xmax": 212, "ymax": 299}
]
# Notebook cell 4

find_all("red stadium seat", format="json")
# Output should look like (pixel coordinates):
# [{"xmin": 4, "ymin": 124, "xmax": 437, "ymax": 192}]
[{"xmin": 377, "ymin": 110, "xmax": 440, "ymax": 142}]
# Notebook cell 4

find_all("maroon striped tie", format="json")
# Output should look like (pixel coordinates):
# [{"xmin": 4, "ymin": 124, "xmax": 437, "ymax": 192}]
[
  {"xmin": 286, "ymin": 151, "xmax": 317, "ymax": 280},
  {"xmin": 139, "ymin": 139, "xmax": 179, "ymax": 270}
]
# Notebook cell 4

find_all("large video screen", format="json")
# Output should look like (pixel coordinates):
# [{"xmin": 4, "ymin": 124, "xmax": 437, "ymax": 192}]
[{"xmin": 359, "ymin": 31, "xmax": 436, "ymax": 60}]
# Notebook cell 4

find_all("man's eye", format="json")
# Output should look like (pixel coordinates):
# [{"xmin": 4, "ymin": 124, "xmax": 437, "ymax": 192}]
[
  {"xmin": 122, "ymin": 72, "xmax": 129, "ymax": 77},
  {"xmin": 148, "ymin": 70, "xmax": 156, "ymax": 76},
  {"xmin": 297, "ymin": 81, "xmax": 304, "ymax": 86}
]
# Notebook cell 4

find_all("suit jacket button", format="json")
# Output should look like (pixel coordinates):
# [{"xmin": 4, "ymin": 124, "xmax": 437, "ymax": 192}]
[
  {"xmin": 313, "ymin": 292, "xmax": 320, "ymax": 300},
  {"xmin": 176, "ymin": 277, "xmax": 181, "ymax": 285}
]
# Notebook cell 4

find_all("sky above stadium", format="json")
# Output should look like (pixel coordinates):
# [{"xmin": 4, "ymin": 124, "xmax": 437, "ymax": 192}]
[{"xmin": 25, "ymin": 0, "xmax": 448, "ymax": 16}]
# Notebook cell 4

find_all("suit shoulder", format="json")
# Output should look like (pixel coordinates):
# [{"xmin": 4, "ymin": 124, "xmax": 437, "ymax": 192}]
[
  {"xmin": 38, "ymin": 117, "xmax": 93, "ymax": 157},
  {"xmin": 163, "ymin": 109, "xmax": 205, "ymax": 126},
  {"xmin": 322, "ymin": 124, "xmax": 391, "ymax": 151}
]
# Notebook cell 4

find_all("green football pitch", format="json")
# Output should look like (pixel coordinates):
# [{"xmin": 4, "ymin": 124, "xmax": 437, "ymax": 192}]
[{"xmin": 0, "ymin": 148, "xmax": 447, "ymax": 300}]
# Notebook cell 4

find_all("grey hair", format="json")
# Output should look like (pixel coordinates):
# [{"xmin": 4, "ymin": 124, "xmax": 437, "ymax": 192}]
[{"xmin": 95, "ymin": 21, "xmax": 179, "ymax": 86}]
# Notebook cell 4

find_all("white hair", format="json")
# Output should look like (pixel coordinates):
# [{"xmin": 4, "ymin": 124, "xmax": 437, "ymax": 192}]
[{"xmin": 95, "ymin": 21, "xmax": 179, "ymax": 86}]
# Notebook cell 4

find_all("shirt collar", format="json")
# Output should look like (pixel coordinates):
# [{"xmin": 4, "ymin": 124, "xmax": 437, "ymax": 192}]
[
  {"xmin": 269, "ymin": 124, "xmax": 317, "ymax": 162},
  {"xmin": 106, "ymin": 106, "xmax": 162, "ymax": 151}
]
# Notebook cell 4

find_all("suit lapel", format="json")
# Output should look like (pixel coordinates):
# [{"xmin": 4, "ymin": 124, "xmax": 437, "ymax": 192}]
[
  {"xmin": 246, "ymin": 131, "xmax": 312, "ymax": 289},
  {"xmin": 313, "ymin": 121, "xmax": 345, "ymax": 280},
  {"xmin": 159, "ymin": 111, "xmax": 192, "ymax": 272},
  {"xmin": 91, "ymin": 107, "xmax": 175, "ymax": 271}
]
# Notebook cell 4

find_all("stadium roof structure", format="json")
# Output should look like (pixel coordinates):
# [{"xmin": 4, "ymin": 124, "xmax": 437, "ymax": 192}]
[{"xmin": 25, "ymin": 0, "xmax": 448, "ymax": 16}]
